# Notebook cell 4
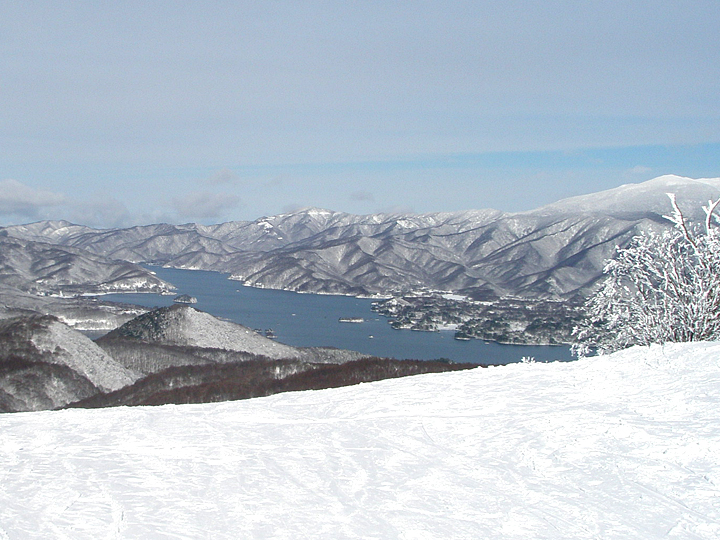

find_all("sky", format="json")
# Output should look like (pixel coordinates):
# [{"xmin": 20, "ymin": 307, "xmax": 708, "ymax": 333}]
[{"xmin": 1, "ymin": 0, "xmax": 720, "ymax": 228}]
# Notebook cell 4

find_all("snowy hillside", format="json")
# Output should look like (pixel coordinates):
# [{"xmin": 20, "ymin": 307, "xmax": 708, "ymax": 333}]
[
  {"xmin": 0, "ymin": 234, "xmax": 173, "ymax": 296},
  {"xmin": 1, "ymin": 341, "xmax": 718, "ymax": 538},
  {"xmin": 0, "ymin": 315, "xmax": 136, "ymax": 390},
  {"xmin": 102, "ymin": 304, "xmax": 303, "ymax": 360},
  {"xmin": 540, "ymin": 174, "xmax": 720, "ymax": 218}
]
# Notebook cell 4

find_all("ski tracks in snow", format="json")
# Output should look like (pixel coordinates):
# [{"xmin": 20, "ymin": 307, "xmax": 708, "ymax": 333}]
[{"xmin": 0, "ymin": 342, "xmax": 719, "ymax": 538}]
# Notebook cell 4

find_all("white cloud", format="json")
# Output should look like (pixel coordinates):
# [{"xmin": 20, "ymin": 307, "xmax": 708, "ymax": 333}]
[
  {"xmin": 350, "ymin": 190, "xmax": 375, "ymax": 202},
  {"xmin": 171, "ymin": 191, "xmax": 241, "ymax": 220},
  {"xmin": 67, "ymin": 198, "xmax": 135, "ymax": 229},
  {"xmin": 0, "ymin": 179, "xmax": 66, "ymax": 219}
]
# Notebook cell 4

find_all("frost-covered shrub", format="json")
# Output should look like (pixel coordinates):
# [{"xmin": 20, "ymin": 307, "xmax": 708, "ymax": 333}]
[{"xmin": 573, "ymin": 194, "xmax": 720, "ymax": 356}]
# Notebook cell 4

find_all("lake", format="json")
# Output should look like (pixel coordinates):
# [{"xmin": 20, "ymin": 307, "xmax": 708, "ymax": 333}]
[{"xmin": 102, "ymin": 266, "xmax": 573, "ymax": 365}]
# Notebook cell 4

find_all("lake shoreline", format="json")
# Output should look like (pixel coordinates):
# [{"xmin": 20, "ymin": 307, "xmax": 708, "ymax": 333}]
[{"xmin": 100, "ymin": 265, "xmax": 573, "ymax": 365}]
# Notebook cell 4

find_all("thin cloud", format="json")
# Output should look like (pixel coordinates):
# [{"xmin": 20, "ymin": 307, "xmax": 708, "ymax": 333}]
[
  {"xmin": 0, "ymin": 179, "xmax": 66, "ymax": 219},
  {"xmin": 67, "ymin": 198, "xmax": 134, "ymax": 229},
  {"xmin": 205, "ymin": 168, "xmax": 239, "ymax": 186},
  {"xmin": 172, "ymin": 191, "xmax": 241, "ymax": 220},
  {"xmin": 264, "ymin": 175, "xmax": 289, "ymax": 188},
  {"xmin": 350, "ymin": 190, "xmax": 375, "ymax": 202}
]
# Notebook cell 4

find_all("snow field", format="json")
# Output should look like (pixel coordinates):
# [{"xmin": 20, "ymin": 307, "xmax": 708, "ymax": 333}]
[{"xmin": 1, "ymin": 342, "xmax": 719, "ymax": 539}]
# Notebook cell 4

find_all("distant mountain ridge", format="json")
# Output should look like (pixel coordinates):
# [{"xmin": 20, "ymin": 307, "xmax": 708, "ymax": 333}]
[
  {"xmin": 0, "ymin": 233, "xmax": 173, "ymax": 296},
  {"xmin": 540, "ymin": 175, "xmax": 720, "ymax": 218},
  {"xmin": 3, "ymin": 175, "xmax": 718, "ymax": 412},
  {"xmin": 3, "ymin": 175, "xmax": 719, "ymax": 299}
]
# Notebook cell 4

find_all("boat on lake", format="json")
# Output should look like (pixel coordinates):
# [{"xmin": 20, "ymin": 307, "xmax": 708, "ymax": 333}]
[{"xmin": 339, "ymin": 317, "xmax": 364, "ymax": 323}]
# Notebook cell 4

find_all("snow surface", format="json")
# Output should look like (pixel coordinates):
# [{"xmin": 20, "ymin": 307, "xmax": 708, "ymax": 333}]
[{"xmin": 1, "ymin": 342, "xmax": 719, "ymax": 539}]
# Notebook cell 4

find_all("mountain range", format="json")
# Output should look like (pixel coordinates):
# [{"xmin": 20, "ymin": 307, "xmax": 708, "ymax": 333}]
[
  {"xmin": 0, "ymin": 232, "xmax": 172, "ymax": 297},
  {"xmin": 3, "ymin": 175, "xmax": 718, "ymax": 301}
]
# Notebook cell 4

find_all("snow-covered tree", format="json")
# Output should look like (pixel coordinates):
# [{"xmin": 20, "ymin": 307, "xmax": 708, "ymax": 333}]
[{"xmin": 573, "ymin": 194, "xmax": 720, "ymax": 356}]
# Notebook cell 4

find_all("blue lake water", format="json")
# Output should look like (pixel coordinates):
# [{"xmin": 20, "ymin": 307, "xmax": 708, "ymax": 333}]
[{"xmin": 102, "ymin": 266, "xmax": 573, "ymax": 365}]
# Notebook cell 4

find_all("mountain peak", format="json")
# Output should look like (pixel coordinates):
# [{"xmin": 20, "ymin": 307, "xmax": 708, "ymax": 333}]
[
  {"xmin": 536, "ymin": 174, "xmax": 720, "ymax": 219},
  {"xmin": 277, "ymin": 207, "xmax": 341, "ymax": 220}
]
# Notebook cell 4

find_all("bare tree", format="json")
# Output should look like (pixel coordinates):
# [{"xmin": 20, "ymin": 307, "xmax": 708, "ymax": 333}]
[{"xmin": 573, "ymin": 194, "xmax": 720, "ymax": 356}]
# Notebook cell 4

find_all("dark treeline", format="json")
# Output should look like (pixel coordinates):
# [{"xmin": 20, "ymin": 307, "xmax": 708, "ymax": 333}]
[
  {"xmin": 67, "ymin": 357, "xmax": 480, "ymax": 409},
  {"xmin": 1, "ymin": 355, "xmax": 98, "ymax": 412}
]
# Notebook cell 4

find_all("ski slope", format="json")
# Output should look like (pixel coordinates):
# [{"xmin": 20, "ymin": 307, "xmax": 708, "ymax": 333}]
[{"xmin": 1, "ymin": 342, "xmax": 719, "ymax": 539}]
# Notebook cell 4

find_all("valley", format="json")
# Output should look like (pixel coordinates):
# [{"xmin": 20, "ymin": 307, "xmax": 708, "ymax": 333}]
[
  {"xmin": 99, "ymin": 265, "xmax": 574, "ymax": 363},
  {"xmin": 1, "ymin": 175, "xmax": 719, "ymax": 413},
  {"xmin": 4, "ymin": 5, "xmax": 717, "ymax": 535}
]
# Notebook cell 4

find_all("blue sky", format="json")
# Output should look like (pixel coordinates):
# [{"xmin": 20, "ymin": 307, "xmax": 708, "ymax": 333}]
[{"xmin": 1, "ymin": 1, "xmax": 719, "ymax": 227}]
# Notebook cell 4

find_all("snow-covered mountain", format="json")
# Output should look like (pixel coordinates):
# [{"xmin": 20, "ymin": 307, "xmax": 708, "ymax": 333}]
[
  {"xmin": 0, "ymin": 234, "xmax": 173, "ymax": 296},
  {"xmin": 99, "ymin": 304, "xmax": 367, "ymax": 366},
  {"xmin": 1, "ymin": 341, "xmax": 718, "ymax": 538},
  {"xmin": 540, "ymin": 174, "xmax": 720, "ymax": 218},
  {"xmin": 0, "ymin": 314, "xmax": 138, "ymax": 411},
  {"xmin": 5, "ymin": 175, "xmax": 718, "ymax": 299},
  {"xmin": 102, "ymin": 304, "xmax": 304, "ymax": 360},
  {"xmin": 0, "ymin": 315, "xmax": 137, "ymax": 391},
  {"xmin": 0, "ymin": 232, "xmax": 173, "ymax": 332}
]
